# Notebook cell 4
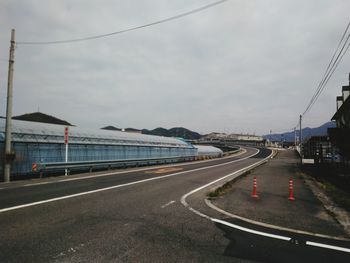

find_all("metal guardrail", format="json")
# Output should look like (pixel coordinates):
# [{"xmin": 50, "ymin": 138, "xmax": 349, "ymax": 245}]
[{"xmin": 33, "ymin": 155, "xmax": 196, "ymax": 174}]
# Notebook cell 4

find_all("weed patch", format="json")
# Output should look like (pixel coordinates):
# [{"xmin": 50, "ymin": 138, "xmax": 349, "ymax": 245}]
[{"xmin": 207, "ymin": 170, "xmax": 251, "ymax": 199}]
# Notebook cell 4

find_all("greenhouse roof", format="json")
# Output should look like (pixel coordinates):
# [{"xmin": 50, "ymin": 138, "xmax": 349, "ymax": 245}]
[
  {"xmin": 0, "ymin": 118, "xmax": 192, "ymax": 148},
  {"xmin": 194, "ymin": 145, "xmax": 223, "ymax": 154}
]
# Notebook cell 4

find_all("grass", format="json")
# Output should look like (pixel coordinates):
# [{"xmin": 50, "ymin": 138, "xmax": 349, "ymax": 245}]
[
  {"xmin": 321, "ymin": 181, "xmax": 350, "ymax": 212},
  {"xmin": 207, "ymin": 170, "xmax": 251, "ymax": 199},
  {"xmin": 302, "ymin": 165, "xmax": 350, "ymax": 213}
]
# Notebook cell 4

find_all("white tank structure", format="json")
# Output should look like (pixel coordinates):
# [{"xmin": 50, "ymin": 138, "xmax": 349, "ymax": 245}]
[
  {"xmin": 0, "ymin": 119, "xmax": 197, "ymax": 177},
  {"xmin": 194, "ymin": 145, "xmax": 223, "ymax": 159}
]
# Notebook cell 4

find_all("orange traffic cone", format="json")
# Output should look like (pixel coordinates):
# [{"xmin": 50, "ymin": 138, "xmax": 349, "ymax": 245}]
[
  {"xmin": 252, "ymin": 177, "xmax": 258, "ymax": 198},
  {"xmin": 288, "ymin": 178, "xmax": 295, "ymax": 201}
]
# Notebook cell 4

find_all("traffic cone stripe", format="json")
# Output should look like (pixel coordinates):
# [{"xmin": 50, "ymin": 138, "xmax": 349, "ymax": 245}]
[
  {"xmin": 288, "ymin": 178, "xmax": 295, "ymax": 201},
  {"xmin": 252, "ymin": 177, "xmax": 258, "ymax": 198}
]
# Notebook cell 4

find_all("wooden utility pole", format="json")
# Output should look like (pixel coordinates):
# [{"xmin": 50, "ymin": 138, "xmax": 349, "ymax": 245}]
[
  {"xmin": 299, "ymin": 114, "xmax": 302, "ymax": 158},
  {"xmin": 4, "ymin": 29, "xmax": 15, "ymax": 182}
]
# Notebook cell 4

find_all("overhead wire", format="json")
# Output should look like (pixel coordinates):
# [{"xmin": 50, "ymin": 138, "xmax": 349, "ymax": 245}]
[
  {"xmin": 291, "ymin": 19, "xmax": 350, "ymax": 134},
  {"xmin": 301, "ymin": 20, "xmax": 350, "ymax": 117},
  {"xmin": 16, "ymin": 0, "xmax": 230, "ymax": 45},
  {"xmin": 304, "ymin": 34, "xmax": 350, "ymax": 115}
]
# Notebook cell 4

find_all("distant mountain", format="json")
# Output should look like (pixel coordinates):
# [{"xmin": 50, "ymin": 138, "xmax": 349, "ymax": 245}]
[
  {"xmin": 143, "ymin": 127, "xmax": 201, "ymax": 140},
  {"xmin": 264, "ymin": 121, "xmax": 336, "ymax": 142},
  {"xmin": 101, "ymin": 125, "xmax": 201, "ymax": 140},
  {"xmin": 142, "ymin": 127, "xmax": 170, "ymax": 137},
  {"xmin": 125, "ymin": 128, "xmax": 142, "ymax": 133},
  {"xmin": 101, "ymin": 126, "xmax": 122, "ymax": 131},
  {"xmin": 12, "ymin": 112, "xmax": 72, "ymax": 126}
]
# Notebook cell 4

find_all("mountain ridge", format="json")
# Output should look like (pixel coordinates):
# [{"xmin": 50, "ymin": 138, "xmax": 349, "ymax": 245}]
[{"xmin": 264, "ymin": 121, "xmax": 336, "ymax": 142}]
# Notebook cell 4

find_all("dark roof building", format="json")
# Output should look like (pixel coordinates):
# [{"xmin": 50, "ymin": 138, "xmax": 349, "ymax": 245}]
[{"xmin": 328, "ymin": 74, "xmax": 350, "ymax": 159}]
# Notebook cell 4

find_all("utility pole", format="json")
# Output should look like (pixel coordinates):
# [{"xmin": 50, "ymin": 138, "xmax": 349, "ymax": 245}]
[
  {"xmin": 299, "ymin": 114, "xmax": 302, "ymax": 158},
  {"xmin": 4, "ymin": 29, "xmax": 15, "ymax": 182},
  {"xmin": 294, "ymin": 128, "xmax": 296, "ymax": 147}
]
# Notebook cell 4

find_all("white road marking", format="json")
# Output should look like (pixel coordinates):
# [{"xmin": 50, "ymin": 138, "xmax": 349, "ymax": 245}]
[
  {"xmin": 0, "ymin": 149, "xmax": 258, "ymax": 213},
  {"xmin": 306, "ymin": 241, "xmax": 350, "ymax": 253},
  {"xmin": 205, "ymin": 199, "xmax": 350, "ymax": 241},
  {"xmin": 211, "ymin": 218, "xmax": 291, "ymax": 241},
  {"xmin": 24, "ymin": 181, "xmax": 51, "ymax": 187},
  {"xmin": 180, "ymin": 150, "xmax": 269, "ymax": 210},
  {"xmin": 11, "ymin": 149, "xmax": 248, "ymax": 187},
  {"xmin": 161, "ymin": 200, "xmax": 176, "ymax": 208}
]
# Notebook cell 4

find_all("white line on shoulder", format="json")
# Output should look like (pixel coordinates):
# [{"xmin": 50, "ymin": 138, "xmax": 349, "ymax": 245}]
[
  {"xmin": 212, "ymin": 218, "xmax": 291, "ymax": 241},
  {"xmin": 306, "ymin": 241, "xmax": 350, "ymax": 253}
]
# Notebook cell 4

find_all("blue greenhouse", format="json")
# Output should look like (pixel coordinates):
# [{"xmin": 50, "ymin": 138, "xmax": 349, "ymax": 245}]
[{"xmin": 0, "ymin": 119, "xmax": 198, "ymax": 177}]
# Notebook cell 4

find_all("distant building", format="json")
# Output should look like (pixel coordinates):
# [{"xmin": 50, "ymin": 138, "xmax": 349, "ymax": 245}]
[
  {"xmin": 328, "ymin": 74, "xmax": 350, "ymax": 160},
  {"xmin": 199, "ymin": 133, "xmax": 264, "ymax": 146}
]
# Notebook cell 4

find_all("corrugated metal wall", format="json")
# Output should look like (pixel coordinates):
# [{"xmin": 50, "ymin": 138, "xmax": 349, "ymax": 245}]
[{"xmin": 0, "ymin": 142, "xmax": 196, "ymax": 176}]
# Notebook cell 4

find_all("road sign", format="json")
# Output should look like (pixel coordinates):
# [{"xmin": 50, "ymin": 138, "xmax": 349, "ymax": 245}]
[
  {"xmin": 64, "ymin": 127, "xmax": 69, "ymax": 176},
  {"xmin": 32, "ymin": 163, "xmax": 37, "ymax": 172},
  {"xmin": 64, "ymin": 127, "xmax": 69, "ymax": 144}
]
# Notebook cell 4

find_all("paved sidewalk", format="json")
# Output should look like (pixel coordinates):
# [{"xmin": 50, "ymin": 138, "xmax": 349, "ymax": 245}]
[{"xmin": 212, "ymin": 149, "xmax": 349, "ymax": 238}]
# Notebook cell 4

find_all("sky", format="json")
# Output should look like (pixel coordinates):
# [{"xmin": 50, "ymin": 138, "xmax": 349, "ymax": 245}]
[{"xmin": 0, "ymin": 0, "xmax": 349, "ymax": 135}]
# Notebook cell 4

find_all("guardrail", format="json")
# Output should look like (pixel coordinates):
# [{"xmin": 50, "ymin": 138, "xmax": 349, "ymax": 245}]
[{"xmin": 33, "ymin": 155, "xmax": 196, "ymax": 175}]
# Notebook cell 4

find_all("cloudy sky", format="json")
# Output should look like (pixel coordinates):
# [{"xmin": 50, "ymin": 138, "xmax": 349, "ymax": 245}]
[{"xmin": 1, "ymin": 0, "xmax": 349, "ymax": 135}]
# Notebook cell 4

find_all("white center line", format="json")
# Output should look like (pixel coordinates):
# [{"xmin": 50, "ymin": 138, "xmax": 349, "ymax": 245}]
[{"xmin": 161, "ymin": 200, "xmax": 176, "ymax": 208}]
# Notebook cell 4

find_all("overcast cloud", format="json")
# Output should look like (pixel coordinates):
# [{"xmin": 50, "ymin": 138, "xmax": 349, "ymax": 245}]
[{"xmin": 1, "ymin": 0, "xmax": 349, "ymax": 135}]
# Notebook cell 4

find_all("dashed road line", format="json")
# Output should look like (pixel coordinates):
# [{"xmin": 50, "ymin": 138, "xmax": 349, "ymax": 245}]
[{"xmin": 161, "ymin": 200, "xmax": 176, "ymax": 208}]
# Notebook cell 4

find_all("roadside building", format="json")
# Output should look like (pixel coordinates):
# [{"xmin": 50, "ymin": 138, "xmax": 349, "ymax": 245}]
[
  {"xmin": 328, "ymin": 74, "xmax": 350, "ymax": 162},
  {"xmin": 303, "ymin": 136, "xmax": 333, "ymax": 163},
  {"xmin": 199, "ymin": 133, "xmax": 264, "ymax": 146}
]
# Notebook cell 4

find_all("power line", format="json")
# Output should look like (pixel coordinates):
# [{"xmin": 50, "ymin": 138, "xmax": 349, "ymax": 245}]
[
  {"xmin": 17, "ymin": 0, "xmax": 230, "ymax": 45},
  {"xmin": 302, "ymin": 20, "xmax": 350, "ymax": 117},
  {"xmin": 303, "ymin": 33, "xmax": 350, "ymax": 116},
  {"xmin": 304, "ymin": 35, "xmax": 350, "ymax": 116},
  {"xmin": 303, "ymin": 24, "xmax": 349, "ymax": 115}
]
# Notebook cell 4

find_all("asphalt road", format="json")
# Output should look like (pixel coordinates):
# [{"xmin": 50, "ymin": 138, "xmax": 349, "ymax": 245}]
[{"xmin": 0, "ymin": 147, "xmax": 348, "ymax": 262}]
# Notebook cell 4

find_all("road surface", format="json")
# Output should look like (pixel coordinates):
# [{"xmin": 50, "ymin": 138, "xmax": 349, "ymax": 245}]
[{"xmin": 0, "ymin": 147, "xmax": 349, "ymax": 262}]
